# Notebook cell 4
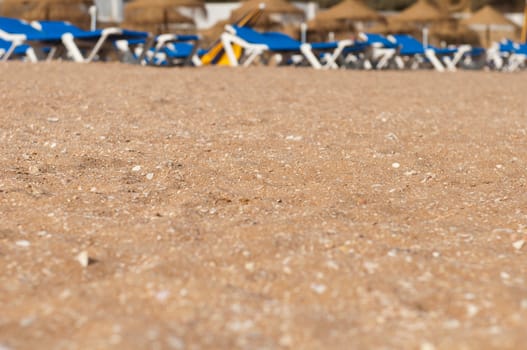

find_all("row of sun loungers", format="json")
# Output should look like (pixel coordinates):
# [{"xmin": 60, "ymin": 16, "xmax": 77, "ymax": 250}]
[{"xmin": 1, "ymin": 15, "xmax": 526, "ymax": 72}]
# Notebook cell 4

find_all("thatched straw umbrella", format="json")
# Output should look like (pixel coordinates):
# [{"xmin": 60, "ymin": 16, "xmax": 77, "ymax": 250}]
[
  {"xmin": 2, "ymin": 0, "xmax": 91, "ymax": 28},
  {"xmin": 199, "ymin": 19, "xmax": 229, "ymax": 47},
  {"xmin": 368, "ymin": 20, "xmax": 415, "ymax": 36},
  {"xmin": 1, "ymin": 0, "xmax": 35, "ymax": 18},
  {"xmin": 230, "ymin": 0, "xmax": 304, "ymax": 29},
  {"xmin": 309, "ymin": 0, "xmax": 382, "ymax": 37},
  {"xmin": 462, "ymin": 5, "xmax": 519, "ymax": 47},
  {"xmin": 391, "ymin": 0, "xmax": 446, "ymax": 23},
  {"xmin": 390, "ymin": 0, "xmax": 447, "ymax": 46},
  {"xmin": 124, "ymin": 0, "xmax": 205, "ymax": 34},
  {"xmin": 315, "ymin": 0, "xmax": 381, "ymax": 23}
]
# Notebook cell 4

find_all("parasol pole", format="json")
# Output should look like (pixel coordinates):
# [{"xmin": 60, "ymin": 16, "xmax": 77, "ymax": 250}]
[
  {"xmin": 89, "ymin": 5, "xmax": 97, "ymax": 31},
  {"xmin": 422, "ymin": 24, "xmax": 429, "ymax": 48},
  {"xmin": 300, "ymin": 22, "xmax": 307, "ymax": 43},
  {"xmin": 522, "ymin": 0, "xmax": 527, "ymax": 43}
]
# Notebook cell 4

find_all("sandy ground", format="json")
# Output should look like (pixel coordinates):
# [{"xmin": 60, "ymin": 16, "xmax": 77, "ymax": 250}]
[{"xmin": 0, "ymin": 63, "xmax": 527, "ymax": 350}]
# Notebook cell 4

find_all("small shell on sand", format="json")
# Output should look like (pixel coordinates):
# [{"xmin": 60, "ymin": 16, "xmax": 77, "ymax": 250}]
[
  {"xmin": 15, "ymin": 240, "xmax": 31, "ymax": 247},
  {"xmin": 513, "ymin": 240, "xmax": 525, "ymax": 250},
  {"xmin": 76, "ymin": 251, "xmax": 91, "ymax": 267}
]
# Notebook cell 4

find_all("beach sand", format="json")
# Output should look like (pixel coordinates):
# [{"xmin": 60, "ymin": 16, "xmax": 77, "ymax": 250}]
[{"xmin": 1, "ymin": 63, "xmax": 527, "ymax": 349}]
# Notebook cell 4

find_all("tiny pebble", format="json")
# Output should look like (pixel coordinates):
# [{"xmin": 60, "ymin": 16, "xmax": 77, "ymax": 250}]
[
  {"xmin": 15, "ymin": 240, "xmax": 31, "ymax": 247},
  {"xmin": 76, "ymin": 251, "xmax": 90, "ymax": 267},
  {"xmin": 155, "ymin": 290, "xmax": 170, "ymax": 302},
  {"xmin": 420, "ymin": 342, "xmax": 435, "ymax": 350},
  {"xmin": 466, "ymin": 304, "xmax": 479, "ymax": 318},
  {"xmin": 326, "ymin": 260, "xmax": 339, "ymax": 270},
  {"xmin": 146, "ymin": 173, "xmax": 154, "ymax": 180},
  {"xmin": 244, "ymin": 262, "xmax": 255, "ymax": 272},
  {"xmin": 279, "ymin": 335, "xmax": 292, "ymax": 347},
  {"xmin": 443, "ymin": 319, "xmax": 461, "ymax": 329},
  {"xmin": 132, "ymin": 165, "xmax": 141, "ymax": 172},
  {"xmin": 513, "ymin": 240, "xmax": 525, "ymax": 250},
  {"xmin": 392, "ymin": 162, "xmax": 400, "ymax": 169},
  {"xmin": 432, "ymin": 251, "xmax": 440, "ymax": 258},
  {"xmin": 363, "ymin": 261, "xmax": 378, "ymax": 274},
  {"xmin": 167, "ymin": 335, "xmax": 185, "ymax": 350},
  {"xmin": 387, "ymin": 249, "xmax": 398, "ymax": 257},
  {"xmin": 310, "ymin": 283, "xmax": 327, "ymax": 294},
  {"xmin": 19, "ymin": 316, "xmax": 35, "ymax": 327},
  {"xmin": 285, "ymin": 135, "xmax": 302, "ymax": 141},
  {"xmin": 28, "ymin": 166, "xmax": 39, "ymax": 175}
]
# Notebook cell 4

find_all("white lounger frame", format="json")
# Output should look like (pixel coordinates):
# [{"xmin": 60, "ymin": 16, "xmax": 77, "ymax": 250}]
[
  {"xmin": 1, "ymin": 24, "xmax": 147, "ymax": 63},
  {"xmin": 0, "ymin": 31, "xmax": 38, "ymax": 62},
  {"xmin": 220, "ymin": 25, "xmax": 352, "ymax": 70}
]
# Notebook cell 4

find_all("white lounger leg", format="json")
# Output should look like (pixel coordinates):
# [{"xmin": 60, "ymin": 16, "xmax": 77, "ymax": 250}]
[
  {"xmin": 451, "ymin": 45, "xmax": 470, "ymax": 67},
  {"xmin": 323, "ymin": 39, "xmax": 352, "ymax": 69},
  {"xmin": 424, "ymin": 49, "xmax": 445, "ymax": 72},
  {"xmin": 1, "ymin": 37, "xmax": 25, "ymax": 62},
  {"xmin": 394, "ymin": 56, "xmax": 405, "ymax": 69},
  {"xmin": 300, "ymin": 44, "xmax": 322, "ymax": 70},
  {"xmin": 1, "ymin": 43, "xmax": 17, "ymax": 62},
  {"xmin": 24, "ymin": 47, "xmax": 38, "ymax": 62},
  {"xmin": 86, "ymin": 33, "xmax": 110, "ymax": 62},
  {"xmin": 61, "ymin": 33, "xmax": 85, "ymax": 62},
  {"xmin": 441, "ymin": 56, "xmax": 456, "ymax": 72},
  {"xmin": 220, "ymin": 33, "xmax": 240, "ymax": 67}
]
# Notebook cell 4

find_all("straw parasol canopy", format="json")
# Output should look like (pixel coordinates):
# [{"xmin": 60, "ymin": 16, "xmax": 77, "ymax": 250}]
[
  {"xmin": 315, "ymin": 0, "xmax": 381, "ymax": 22},
  {"xmin": 124, "ymin": 0, "xmax": 203, "ymax": 34},
  {"xmin": 391, "ymin": 0, "xmax": 447, "ymax": 24},
  {"xmin": 462, "ymin": 5, "xmax": 516, "ymax": 27},
  {"xmin": 230, "ymin": 0, "xmax": 304, "ymax": 27},
  {"xmin": 2, "ymin": 0, "xmax": 91, "ymax": 27},
  {"xmin": 461, "ymin": 5, "xmax": 519, "ymax": 47},
  {"xmin": 368, "ymin": 20, "xmax": 415, "ymax": 35},
  {"xmin": 199, "ymin": 19, "xmax": 229, "ymax": 47},
  {"xmin": 1, "ymin": 0, "xmax": 34, "ymax": 18},
  {"xmin": 309, "ymin": 0, "xmax": 381, "ymax": 34}
]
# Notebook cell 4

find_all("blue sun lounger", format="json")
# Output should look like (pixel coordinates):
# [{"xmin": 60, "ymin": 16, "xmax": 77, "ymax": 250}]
[
  {"xmin": 388, "ymin": 34, "xmax": 448, "ymax": 72},
  {"xmin": 220, "ymin": 25, "xmax": 353, "ymax": 69},
  {"xmin": 487, "ymin": 39, "xmax": 527, "ymax": 71},
  {"xmin": 114, "ymin": 33, "xmax": 201, "ymax": 66},
  {"xmin": 0, "ymin": 37, "xmax": 37, "ymax": 61},
  {"xmin": 340, "ymin": 33, "xmax": 396, "ymax": 69},
  {"xmin": 32, "ymin": 20, "xmax": 149, "ymax": 62},
  {"xmin": 0, "ymin": 16, "xmax": 66, "ymax": 61}
]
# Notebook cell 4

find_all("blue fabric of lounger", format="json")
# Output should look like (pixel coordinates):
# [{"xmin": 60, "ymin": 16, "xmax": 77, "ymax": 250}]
[
  {"xmin": 233, "ymin": 26, "xmax": 340, "ymax": 52},
  {"xmin": 35, "ymin": 21, "xmax": 148, "ymax": 41},
  {"xmin": 162, "ymin": 42, "xmax": 195, "ymax": 58},
  {"xmin": 0, "ymin": 37, "xmax": 31, "ymax": 55},
  {"xmin": 362, "ymin": 33, "xmax": 398, "ymax": 49},
  {"xmin": 391, "ymin": 34, "xmax": 425, "ymax": 55},
  {"xmin": 342, "ymin": 41, "xmax": 370, "ymax": 53},
  {"xmin": 265, "ymin": 32, "xmax": 338, "ymax": 50},
  {"xmin": 467, "ymin": 47, "xmax": 485, "ymax": 56},
  {"xmin": 0, "ymin": 17, "xmax": 63, "ymax": 42},
  {"xmin": 430, "ymin": 46, "xmax": 458, "ymax": 55}
]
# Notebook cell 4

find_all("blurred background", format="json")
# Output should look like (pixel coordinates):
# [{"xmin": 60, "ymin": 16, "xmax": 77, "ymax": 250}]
[{"xmin": 0, "ymin": 0, "xmax": 525, "ymax": 47}]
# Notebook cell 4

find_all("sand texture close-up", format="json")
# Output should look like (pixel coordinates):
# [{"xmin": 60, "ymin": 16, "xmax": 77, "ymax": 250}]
[{"xmin": 1, "ymin": 63, "xmax": 527, "ymax": 350}]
